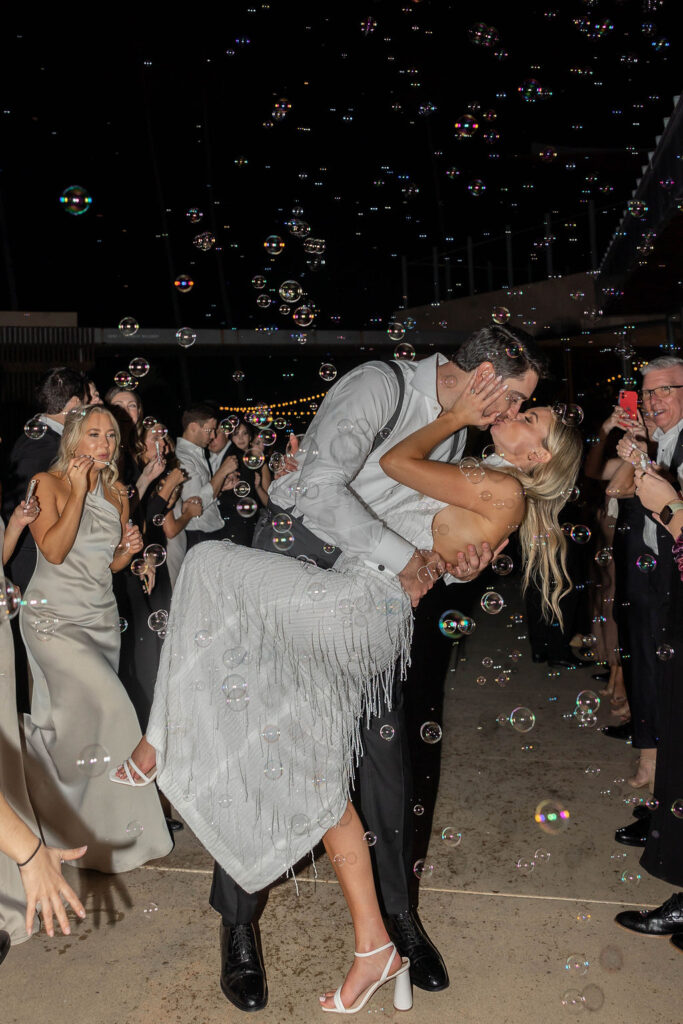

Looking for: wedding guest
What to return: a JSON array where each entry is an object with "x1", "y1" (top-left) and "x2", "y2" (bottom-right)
[
  {"x1": 207, "y1": 429, "x2": 257, "y2": 546},
  {"x1": 21, "y1": 404, "x2": 172, "y2": 872},
  {"x1": 175, "y1": 404, "x2": 238, "y2": 550},
  {"x1": 2, "y1": 367, "x2": 89, "y2": 711},
  {"x1": 223, "y1": 419, "x2": 270, "y2": 507}
]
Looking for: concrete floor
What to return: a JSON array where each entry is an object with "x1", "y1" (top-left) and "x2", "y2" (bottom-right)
[{"x1": 3, "y1": 575, "x2": 680, "y2": 1023}]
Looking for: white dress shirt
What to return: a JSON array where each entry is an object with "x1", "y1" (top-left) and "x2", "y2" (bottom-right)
[
  {"x1": 643, "y1": 419, "x2": 683, "y2": 554},
  {"x1": 269, "y1": 354, "x2": 466, "y2": 577},
  {"x1": 175, "y1": 436, "x2": 224, "y2": 534}
]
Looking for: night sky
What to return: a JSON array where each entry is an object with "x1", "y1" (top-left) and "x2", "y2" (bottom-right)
[{"x1": 0, "y1": 1, "x2": 680, "y2": 336}]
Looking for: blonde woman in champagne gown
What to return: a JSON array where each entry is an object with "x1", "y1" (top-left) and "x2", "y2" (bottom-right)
[{"x1": 21, "y1": 406, "x2": 172, "y2": 873}]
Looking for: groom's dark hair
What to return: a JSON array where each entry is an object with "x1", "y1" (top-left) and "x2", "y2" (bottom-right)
[
  {"x1": 181, "y1": 402, "x2": 218, "y2": 431},
  {"x1": 452, "y1": 325, "x2": 548, "y2": 381}
]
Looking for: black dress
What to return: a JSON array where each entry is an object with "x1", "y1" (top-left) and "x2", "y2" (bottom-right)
[{"x1": 113, "y1": 468, "x2": 172, "y2": 732}]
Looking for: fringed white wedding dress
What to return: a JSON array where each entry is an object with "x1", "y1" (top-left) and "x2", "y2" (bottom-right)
[{"x1": 147, "y1": 499, "x2": 442, "y2": 893}]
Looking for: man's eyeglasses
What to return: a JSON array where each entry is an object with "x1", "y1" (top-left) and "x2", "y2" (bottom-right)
[{"x1": 640, "y1": 385, "x2": 683, "y2": 402}]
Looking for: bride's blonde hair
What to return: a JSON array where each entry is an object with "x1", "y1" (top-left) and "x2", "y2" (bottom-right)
[
  {"x1": 51, "y1": 404, "x2": 122, "y2": 499},
  {"x1": 501, "y1": 411, "x2": 583, "y2": 626}
]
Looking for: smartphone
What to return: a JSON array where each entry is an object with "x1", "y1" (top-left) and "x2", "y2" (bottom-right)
[{"x1": 618, "y1": 389, "x2": 638, "y2": 421}]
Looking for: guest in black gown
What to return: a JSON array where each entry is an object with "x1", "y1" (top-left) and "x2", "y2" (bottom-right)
[{"x1": 222, "y1": 419, "x2": 272, "y2": 509}]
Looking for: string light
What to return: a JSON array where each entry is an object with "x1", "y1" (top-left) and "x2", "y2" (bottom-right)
[{"x1": 219, "y1": 391, "x2": 327, "y2": 413}]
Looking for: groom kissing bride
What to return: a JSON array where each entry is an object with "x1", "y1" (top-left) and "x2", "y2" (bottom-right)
[{"x1": 114, "y1": 323, "x2": 581, "y2": 1014}]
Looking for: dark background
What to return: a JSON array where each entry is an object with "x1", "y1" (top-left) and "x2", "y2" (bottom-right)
[{"x1": 0, "y1": 2, "x2": 679, "y2": 331}]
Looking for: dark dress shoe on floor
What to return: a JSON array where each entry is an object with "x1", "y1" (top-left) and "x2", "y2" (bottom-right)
[
  {"x1": 165, "y1": 817, "x2": 184, "y2": 832},
  {"x1": 671, "y1": 933, "x2": 683, "y2": 951},
  {"x1": 385, "y1": 909, "x2": 449, "y2": 992},
  {"x1": 602, "y1": 721, "x2": 633, "y2": 741},
  {"x1": 616, "y1": 892, "x2": 683, "y2": 935},
  {"x1": 632, "y1": 804, "x2": 651, "y2": 820},
  {"x1": 0, "y1": 930, "x2": 10, "y2": 967},
  {"x1": 219, "y1": 923, "x2": 268, "y2": 1012},
  {"x1": 614, "y1": 815, "x2": 649, "y2": 846}
]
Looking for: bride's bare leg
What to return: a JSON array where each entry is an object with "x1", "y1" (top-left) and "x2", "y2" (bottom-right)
[
  {"x1": 113, "y1": 735, "x2": 156, "y2": 782},
  {"x1": 319, "y1": 801, "x2": 402, "y2": 1010}
]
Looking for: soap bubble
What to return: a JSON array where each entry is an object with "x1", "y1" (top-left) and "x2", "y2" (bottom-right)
[
  {"x1": 412, "y1": 859, "x2": 434, "y2": 880},
  {"x1": 264, "y1": 234, "x2": 284, "y2": 256},
  {"x1": 454, "y1": 113, "x2": 479, "y2": 138},
  {"x1": 636, "y1": 553, "x2": 656, "y2": 573},
  {"x1": 293, "y1": 305, "x2": 315, "y2": 327},
  {"x1": 581, "y1": 984, "x2": 605, "y2": 1012},
  {"x1": 468, "y1": 179, "x2": 486, "y2": 197},
  {"x1": 535, "y1": 798, "x2": 570, "y2": 834},
  {"x1": 492, "y1": 554, "x2": 513, "y2": 575},
  {"x1": 441, "y1": 826, "x2": 462, "y2": 845},
  {"x1": 627, "y1": 199, "x2": 648, "y2": 218},
  {"x1": 126, "y1": 820, "x2": 144, "y2": 838},
  {"x1": 576, "y1": 690, "x2": 600, "y2": 714},
  {"x1": 143, "y1": 902, "x2": 159, "y2": 915},
  {"x1": 319, "y1": 363, "x2": 337, "y2": 382},
  {"x1": 594, "y1": 548, "x2": 613, "y2": 566},
  {"x1": 174, "y1": 274, "x2": 194, "y2": 293},
  {"x1": 127, "y1": 356, "x2": 149, "y2": 379},
  {"x1": 413, "y1": 804, "x2": 424, "y2": 816},
  {"x1": 118, "y1": 316, "x2": 139, "y2": 338},
  {"x1": 560, "y1": 990, "x2": 584, "y2": 1013},
  {"x1": 236, "y1": 497, "x2": 259, "y2": 518},
  {"x1": 362, "y1": 831, "x2": 377, "y2": 846},
  {"x1": 193, "y1": 231, "x2": 216, "y2": 251},
  {"x1": 195, "y1": 629, "x2": 213, "y2": 648},
  {"x1": 562, "y1": 404, "x2": 584, "y2": 426},
  {"x1": 656, "y1": 644, "x2": 674, "y2": 661},
  {"x1": 147, "y1": 609, "x2": 168, "y2": 632},
  {"x1": 252, "y1": 275, "x2": 266, "y2": 290},
  {"x1": 59, "y1": 185, "x2": 92, "y2": 215},
  {"x1": 279, "y1": 280, "x2": 303, "y2": 303},
  {"x1": 379, "y1": 724, "x2": 395, "y2": 741},
  {"x1": 516, "y1": 857, "x2": 535, "y2": 875},
  {"x1": 492, "y1": 306, "x2": 510, "y2": 324},
  {"x1": 394, "y1": 342, "x2": 416, "y2": 361},
  {"x1": 144, "y1": 544, "x2": 166, "y2": 568},
  {"x1": 387, "y1": 321, "x2": 406, "y2": 342},
  {"x1": 114, "y1": 369, "x2": 135, "y2": 389},
  {"x1": 570, "y1": 525, "x2": 591, "y2": 544},
  {"x1": 565, "y1": 954, "x2": 589, "y2": 976},
  {"x1": 509, "y1": 707, "x2": 536, "y2": 733},
  {"x1": 76, "y1": 744, "x2": 111, "y2": 777},
  {"x1": 176, "y1": 327, "x2": 197, "y2": 348},
  {"x1": 186, "y1": 207, "x2": 202, "y2": 223},
  {"x1": 243, "y1": 449, "x2": 264, "y2": 470},
  {"x1": 303, "y1": 238, "x2": 326, "y2": 255},
  {"x1": 534, "y1": 848, "x2": 551, "y2": 863},
  {"x1": 233, "y1": 481, "x2": 250, "y2": 499},
  {"x1": 480, "y1": 592, "x2": 504, "y2": 614},
  {"x1": 420, "y1": 721, "x2": 443, "y2": 744},
  {"x1": 262, "y1": 724, "x2": 280, "y2": 743},
  {"x1": 671, "y1": 799, "x2": 683, "y2": 819},
  {"x1": 518, "y1": 79, "x2": 543, "y2": 102},
  {"x1": 272, "y1": 513, "x2": 293, "y2": 534},
  {"x1": 24, "y1": 417, "x2": 48, "y2": 440},
  {"x1": 599, "y1": 946, "x2": 623, "y2": 972},
  {"x1": 221, "y1": 676, "x2": 249, "y2": 711},
  {"x1": 620, "y1": 869, "x2": 641, "y2": 885}
]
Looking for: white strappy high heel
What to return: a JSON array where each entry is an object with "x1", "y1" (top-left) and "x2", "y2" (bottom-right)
[
  {"x1": 108, "y1": 757, "x2": 158, "y2": 787},
  {"x1": 320, "y1": 940, "x2": 412, "y2": 1014}
]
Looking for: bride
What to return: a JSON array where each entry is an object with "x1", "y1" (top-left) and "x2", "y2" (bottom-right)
[{"x1": 113, "y1": 371, "x2": 582, "y2": 1013}]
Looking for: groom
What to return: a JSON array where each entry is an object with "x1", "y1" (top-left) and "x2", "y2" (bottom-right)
[{"x1": 213, "y1": 324, "x2": 546, "y2": 1011}]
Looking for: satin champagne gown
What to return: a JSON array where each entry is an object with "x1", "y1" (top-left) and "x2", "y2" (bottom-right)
[{"x1": 20, "y1": 479, "x2": 172, "y2": 872}]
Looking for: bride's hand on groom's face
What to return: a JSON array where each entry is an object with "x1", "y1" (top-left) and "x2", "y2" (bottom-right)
[{"x1": 452, "y1": 370, "x2": 509, "y2": 428}]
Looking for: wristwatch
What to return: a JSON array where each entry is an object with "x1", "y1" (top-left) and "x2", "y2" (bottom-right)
[{"x1": 659, "y1": 499, "x2": 683, "y2": 525}]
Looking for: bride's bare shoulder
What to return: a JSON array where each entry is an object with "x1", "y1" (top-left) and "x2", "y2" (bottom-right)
[{"x1": 481, "y1": 469, "x2": 525, "y2": 508}]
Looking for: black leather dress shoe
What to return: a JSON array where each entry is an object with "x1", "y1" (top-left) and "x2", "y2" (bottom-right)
[
  {"x1": 614, "y1": 815, "x2": 649, "y2": 846},
  {"x1": 632, "y1": 804, "x2": 650, "y2": 821},
  {"x1": 385, "y1": 909, "x2": 449, "y2": 992},
  {"x1": 671, "y1": 933, "x2": 683, "y2": 951},
  {"x1": 219, "y1": 923, "x2": 268, "y2": 1012},
  {"x1": 616, "y1": 892, "x2": 683, "y2": 935},
  {"x1": 0, "y1": 930, "x2": 10, "y2": 967},
  {"x1": 165, "y1": 816, "x2": 184, "y2": 833},
  {"x1": 602, "y1": 721, "x2": 633, "y2": 741}
]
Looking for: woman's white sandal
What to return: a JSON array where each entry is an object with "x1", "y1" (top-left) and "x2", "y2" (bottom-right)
[
  {"x1": 320, "y1": 940, "x2": 412, "y2": 1014},
  {"x1": 108, "y1": 757, "x2": 157, "y2": 787}
]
